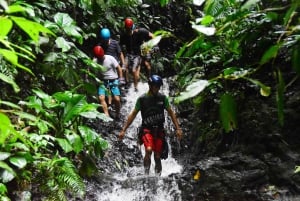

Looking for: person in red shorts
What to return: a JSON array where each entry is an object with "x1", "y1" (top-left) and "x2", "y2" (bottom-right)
[{"x1": 118, "y1": 75, "x2": 182, "y2": 175}]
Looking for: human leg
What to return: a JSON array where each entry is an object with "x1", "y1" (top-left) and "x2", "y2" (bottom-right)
[
  {"x1": 154, "y1": 153, "x2": 162, "y2": 175},
  {"x1": 144, "y1": 147, "x2": 152, "y2": 174},
  {"x1": 153, "y1": 131, "x2": 164, "y2": 175},
  {"x1": 132, "y1": 66, "x2": 140, "y2": 91},
  {"x1": 111, "y1": 81, "x2": 121, "y2": 118},
  {"x1": 132, "y1": 56, "x2": 141, "y2": 91},
  {"x1": 99, "y1": 95, "x2": 109, "y2": 116},
  {"x1": 142, "y1": 132, "x2": 154, "y2": 175},
  {"x1": 98, "y1": 85, "x2": 110, "y2": 116}
]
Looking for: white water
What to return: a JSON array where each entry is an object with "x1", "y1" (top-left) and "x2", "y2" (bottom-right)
[{"x1": 95, "y1": 80, "x2": 183, "y2": 201}]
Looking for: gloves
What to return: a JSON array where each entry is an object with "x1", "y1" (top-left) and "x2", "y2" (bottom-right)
[{"x1": 119, "y1": 77, "x2": 126, "y2": 85}]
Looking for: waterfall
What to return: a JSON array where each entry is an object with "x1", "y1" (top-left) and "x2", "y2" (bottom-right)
[{"x1": 88, "y1": 80, "x2": 183, "y2": 201}]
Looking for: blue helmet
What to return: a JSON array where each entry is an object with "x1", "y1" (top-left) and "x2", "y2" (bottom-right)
[
  {"x1": 100, "y1": 28, "x2": 110, "y2": 40},
  {"x1": 148, "y1": 75, "x2": 163, "y2": 87}
]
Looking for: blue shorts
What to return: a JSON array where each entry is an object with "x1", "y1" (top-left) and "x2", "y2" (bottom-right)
[{"x1": 98, "y1": 79, "x2": 121, "y2": 96}]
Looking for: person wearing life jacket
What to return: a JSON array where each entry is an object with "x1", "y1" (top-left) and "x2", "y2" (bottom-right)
[
  {"x1": 93, "y1": 45, "x2": 124, "y2": 119},
  {"x1": 99, "y1": 28, "x2": 126, "y2": 86},
  {"x1": 120, "y1": 18, "x2": 154, "y2": 91},
  {"x1": 118, "y1": 75, "x2": 183, "y2": 175}
]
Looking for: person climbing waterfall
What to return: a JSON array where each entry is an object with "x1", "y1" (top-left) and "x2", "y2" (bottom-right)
[
  {"x1": 98, "y1": 28, "x2": 126, "y2": 75},
  {"x1": 93, "y1": 45, "x2": 124, "y2": 119},
  {"x1": 120, "y1": 17, "x2": 154, "y2": 91},
  {"x1": 118, "y1": 75, "x2": 183, "y2": 175}
]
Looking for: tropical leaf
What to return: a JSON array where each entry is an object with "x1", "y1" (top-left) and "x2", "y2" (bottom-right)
[
  {"x1": 9, "y1": 157, "x2": 27, "y2": 169},
  {"x1": 295, "y1": 166, "x2": 300, "y2": 174},
  {"x1": 260, "y1": 44, "x2": 280, "y2": 65},
  {"x1": 244, "y1": 77, "x2": 271, "y2": 97},
  {"x1": 175, "y1": 80, "x2": 210, "y2": 103},
  {"x1": 192, "y1": 24, "x2": 216, "y2": 36},
  {"x1": 219, "y1": 93, "x2": 237, "y2": 133},
  {"x1": 10, "y1": 16, "x2": 54, "y2": 42},
  {"x1": 56, "y1": 138, "x2": 73, "y2": 153},
  {"x1": 0, "y1": 17, "x2": 13, "y2": 37}
]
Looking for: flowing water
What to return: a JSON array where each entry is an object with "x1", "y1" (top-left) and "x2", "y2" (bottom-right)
[{"x1": 88, "y1": 80, "x2": 183, "y2": 201}]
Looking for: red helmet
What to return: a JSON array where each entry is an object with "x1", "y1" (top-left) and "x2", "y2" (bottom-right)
[
  {"x1": 93, "y1": 45, "x2": 104, "y2": 59},
  {"x1": 124, "y1": 18, "x2": 134, "y2": 29}
]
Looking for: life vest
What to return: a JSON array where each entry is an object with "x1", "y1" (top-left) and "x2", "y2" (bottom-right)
[{"x1": 139, "y1": 93, "x2": 166, "y2": 128}]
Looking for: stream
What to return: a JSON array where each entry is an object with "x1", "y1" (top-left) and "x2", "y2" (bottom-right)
[
  {"x1": 85, "y1": 80, "x2": 184, "y2": 201},
  {"x1": 82, "y1": 79, "x2": 300, "y2": 201}
]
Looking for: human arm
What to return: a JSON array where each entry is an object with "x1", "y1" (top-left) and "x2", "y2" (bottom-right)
[
  {"x1": 120, "y1": 52, "x2": 126, "y2": 69},
  {"x1": 118, "y1": 109, "x2": 139, "y2": 140},
  {"x1": 167, "y1": 107, "x2": 183, "y2": 140}
]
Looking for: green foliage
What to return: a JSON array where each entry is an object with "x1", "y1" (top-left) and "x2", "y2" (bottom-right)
[
  {"x1": 37, "y1": 156, "x2": 85, "y2": 200},
  {"x1": 0, "y1": 89, "x2": 109, "y2": 199},
  {"x1": 0, "y1": 1, "x2": 54, "y2": 91},
  {"x1": 174, "y1": 0, "x2": 300, "y2": 133},
  {"x1": 295, "y1": 166, "x2": 300, "y2": 174},
  {"x1": 219, "y1": 93, "x2": 237, "y2": 133}
]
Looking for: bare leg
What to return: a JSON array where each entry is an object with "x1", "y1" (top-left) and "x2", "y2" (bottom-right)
[
  {"x1": 144, "y1": 60, "x2": 151, "y2": 77},
  {"x1": 99, "y1": 95, "x2": 109, "y2": 116},
  {"x1": 133, "y1": 66, "x2": 140, "y2": 91},
  {"x1": 154, "y1": 152, "x2": 162, "y2": 175},
  {"x1": 113, "y1": 95, "x2": 121, "y2": 118},
  {"x1": 144, "y1": 147, "x2": 152, "y2": 175}
]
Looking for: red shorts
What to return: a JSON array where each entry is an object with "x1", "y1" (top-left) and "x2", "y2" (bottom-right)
[{"x1": 141, "y1": 128, "x2": 164, "y2": 153}]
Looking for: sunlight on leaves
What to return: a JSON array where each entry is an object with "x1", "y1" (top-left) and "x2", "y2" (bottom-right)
[
  {"x1": 175, "y1": 80, "x2": 209, "y2": 103},
  {"x1": 192, "y1": 24, "x2": 216, "y2": 36},
  {"x1": 0, "y1": 18, "x2": 13, "y2": 37},
  {"x1": 55, "y1": 37, "x2": 73, "y2": 52},
  {"x1": 193, "y1": 0, "x2": 205, "y2": 6},
  {"x1": 241, "y1": 0, "x2": 260, "y2": 10},
  {"x1": 9, "y1": 157, "x2": 27, "y2": 169},
  {"x1": 295, "y1": 166, "x2": 300, "y2": 173},
  {"x1": 0, "y1": 72, "x2": 20, "y2": 93}
]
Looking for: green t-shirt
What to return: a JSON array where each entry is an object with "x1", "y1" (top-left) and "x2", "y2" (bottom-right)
[{"x1": 135, "y1": 92, "x2": 170, "y2": 127}]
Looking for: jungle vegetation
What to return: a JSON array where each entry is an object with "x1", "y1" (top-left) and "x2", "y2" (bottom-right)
[{"x1": 0, "y1": 0, "x2": 299, "y2": 200}]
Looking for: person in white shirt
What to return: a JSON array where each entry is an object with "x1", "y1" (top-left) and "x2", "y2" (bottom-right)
[{"x1": 93, "y1": 45, "x2": 124, "y2": 118}]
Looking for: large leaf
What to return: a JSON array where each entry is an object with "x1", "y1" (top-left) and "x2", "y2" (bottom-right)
[
  {"x1": 0, "y1": 152, "x2": 11, "y2": 161},
  {"x1": 0, "y1": 73, "x2": 20, "y2": 93},
  {"x1": 175, "y1": 80, "x2": 210, "y2": 103},
  {"x1": 56, "y1": 138, "x2": 73, "y2": 153},
  {"x1": 241, "y1": 0, "x2": 260, "y2": 10},
  {"x1": 55, "y1": 37, "x2": 73, "y2": 52},
  {"x1": 9, "y1": 157, "x2": 27, "y2": 169},
  {"x1": 10, "y1": 16, "x2": 54, "y2": 42},
  {"x1": 66, "y1": 133, "x2": 83, "y2": 154},
  {"x1": 192, "y1": 24, "x2": 216, "y2": 36},
  {"x1": 78, "y1": 126, "x2": 99, "y2": 144},
  {"x1": 62, "y1": 95, "x2": 86, "y2": 123},
  {"x1": 0, "y1": 48, "x2": 33, "y2": 75},
  {"x1": 260, "y1": 44, "x2": 280, "y2": 65},
  {"x1": 0, "y1": 17, "x2": 13, "y2": 37},
  {"x1": 0, "y1": 113, "x2": 12, "y2": 144},
  {"x1": 0, "y1": 161, "x2": 16, "y2": 183},
  {"x1": 53, "y1": 13, "x2": 83, "y2": 44},
  {"x1": 5, "y1": 4, "x2": 26, "y2": 13},
  {"x1": 219, "y1": 93, "x2": 237, "y2": 133}
]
